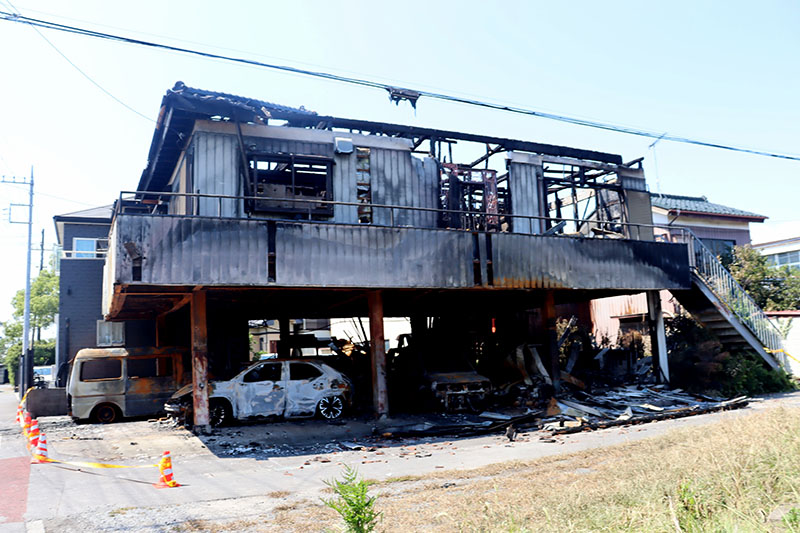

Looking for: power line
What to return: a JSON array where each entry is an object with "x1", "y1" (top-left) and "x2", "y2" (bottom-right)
[
  {"x1": 1, "y1": 10, "x2": 799, "y2": 162},
  {"x1": 2, "y1": 2, "x2": 154, "y2": 123}
]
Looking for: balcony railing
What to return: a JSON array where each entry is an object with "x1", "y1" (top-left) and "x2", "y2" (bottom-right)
[{"x1": 114, "y1": 191, "x2": 659, "y2": 241}]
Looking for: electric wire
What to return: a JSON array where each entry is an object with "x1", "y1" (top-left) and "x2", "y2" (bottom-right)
[
  {"x1": 0, "y1": 10, "x2": 799, "y2": 162},
  {"x1": 1, "y1": 3, "x2": 154, "y2": 123}
]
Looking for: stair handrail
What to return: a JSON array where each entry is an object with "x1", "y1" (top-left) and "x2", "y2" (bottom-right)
[{"x1": 678, "y1": 228, "x2": 784, "y2": 354}]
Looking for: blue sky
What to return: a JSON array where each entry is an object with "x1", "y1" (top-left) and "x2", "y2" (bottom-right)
[{"x1": 0, "y1": 0, "x2": 798, "y2": 321}]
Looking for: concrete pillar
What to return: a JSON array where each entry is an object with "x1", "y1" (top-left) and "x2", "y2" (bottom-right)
[
  {"x1": 368, "y1": 291, "x2": 389, "y2": 416},
  {"x1": 647, "y1": 290, "x2": 670, "y2": 383},
  {"x1": 190, "y1": 290, "x2": 211, "y2": 433},
  {"x1": 543, "y1": 291, "x2": 560, "y2": 393}
]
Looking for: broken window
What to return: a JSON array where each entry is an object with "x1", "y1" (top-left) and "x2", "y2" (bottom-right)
[
  {"x1": 542, "y1": 162, "x2": 627, "y2": 237},
  {"x1": 246, "y1": 153, "x2": 333, "y2": 219},
  {"x1": 243, "y1": 363, "x2": 282, "y2": 383},
  {"x1": 289, "y1": 362, "x2": 322, "y2": 381},
  {"x1": 439, "y1": 164, "x2": 510, "y2": 231},
  {"x1": 80, "y1": 359, "x2": 121, "y2": 381},
  {"x1": 356, "y1": 147, "x2": 372, "y2": 224}
]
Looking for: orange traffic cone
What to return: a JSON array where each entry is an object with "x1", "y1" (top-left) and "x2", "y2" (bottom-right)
[
  {"x1": 28, "y1": 419, "x2": 40, "y2": 450},
  {"x1": 31, "y1": 431, "x2": 50, "y2": 464},
  {"x1": 15, "y1": 404, "x2": 22, "y2": 424},
  {"x1": 153, "y1": 451, "x2": 180, "y2": 489},
  {"x1": 22, "y1": 411, "x2": 32, "y2": 437}
]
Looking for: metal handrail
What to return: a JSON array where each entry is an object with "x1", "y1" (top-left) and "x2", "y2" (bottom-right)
[
  {"x1": 677, "y1": 228, "x2": 784, "y2": 353},
  {"x1": 114, "y1": 190, "x2": 662, "y2": 241}
]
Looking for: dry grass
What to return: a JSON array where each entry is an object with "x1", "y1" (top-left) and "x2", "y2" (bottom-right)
[{"x1": 269, "y1": 408, "x2": 800, "y2": 532}]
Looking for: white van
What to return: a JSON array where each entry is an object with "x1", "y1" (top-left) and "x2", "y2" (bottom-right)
[{"x1": 67, "y1": 347, "x2": 188, "y2": 423}]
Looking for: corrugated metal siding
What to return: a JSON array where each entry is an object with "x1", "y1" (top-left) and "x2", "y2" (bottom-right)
[
  {"x1": 590, "y1": 290, "x2": 676, "y2": 345},
  {"x1": 508, "y1": 162, "x2": 543, "y2": 234},
  {"x1": 491, "y1": 235, "x2": 690, "y2": 290},
  {"x1": 370, "y1": 150, "x2": 438, "y2": 228},
  {"x1": 110, "y1": 215, "x2": 690, "y2": 291},
  {"x1": 626, "y1": 190, "x2": 655, "y2": 241},
  {"x1": 333, "y1": 151, "x2": 358, "y2": 223},
  {"x1": 275, "y1": 223, "x2": 472, "y2": 287},
  {"x1": 114, "y1": 215, "x2": 270, "y2": 285},
  {"x1": 194, "y1": 133, "x2": 242, "y2": 217}
]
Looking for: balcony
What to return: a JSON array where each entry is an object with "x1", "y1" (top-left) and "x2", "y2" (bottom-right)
[{"x1": 103, "y1": 192, "x2": 691, "y2": 317}]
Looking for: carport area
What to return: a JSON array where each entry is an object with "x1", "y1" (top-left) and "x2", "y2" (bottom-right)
[{"x1": 108, "y1": 284, "x2": 674, "y2": 431}]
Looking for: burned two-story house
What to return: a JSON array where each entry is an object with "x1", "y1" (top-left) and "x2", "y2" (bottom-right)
[{"x1": 100, "y1": 82, "x2": 782, "y2": 430}]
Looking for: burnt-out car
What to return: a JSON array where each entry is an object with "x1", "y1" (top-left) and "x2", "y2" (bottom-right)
[
  {"x1": 388, "y1": 334, "x2": 492, "y2": 412},
  {"x1": 165, "y1": 359, "x2": 352, "y2": 426}
]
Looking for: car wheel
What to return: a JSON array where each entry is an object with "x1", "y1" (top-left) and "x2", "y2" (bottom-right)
[
  {"x1": 209, "y1": 399, "x2": 232, "y2": 427},
  {"x1": 92, "y1": 403, "x2": 120, "y2": 424},
  {"x1": 317, "y1": 396, "x2": 344, "y2": 420}
]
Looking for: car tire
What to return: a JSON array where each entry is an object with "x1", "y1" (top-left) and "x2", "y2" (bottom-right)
[
  {"x1": 209, "y1": 399, "x2": 232, "y2": 427},
  {"x1": 92, "y1": 403, "x2": 120, "y2": 424},
  {"x1": 317, "y1": 396, "x2": 344, "y2": 420}
]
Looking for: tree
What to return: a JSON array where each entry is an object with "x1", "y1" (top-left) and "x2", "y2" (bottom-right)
[
  {"x1": 1, "y1": 264, "x2": 59, "y2": 384},
  {"x1": 725, "y1": 245, "x2": 800, "y2": 311}
]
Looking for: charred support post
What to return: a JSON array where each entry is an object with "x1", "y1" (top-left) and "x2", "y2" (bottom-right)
[
  {"x1": 544, "y1": 291, "x2": 561, "y2": 393},
  {"x1": 647, "y1": 291, "x2": 670, "y2": 383},
  {"x1": 368, "y1": 291, "x2": 389, "y2": 417},
  {"x1": 191, "y1": 290, "x2": 211, "y2": 433}
]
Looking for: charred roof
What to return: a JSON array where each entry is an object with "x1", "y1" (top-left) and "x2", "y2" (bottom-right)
[{"x1": 138, "y1": 82, "x2": 624, "y2": 192}]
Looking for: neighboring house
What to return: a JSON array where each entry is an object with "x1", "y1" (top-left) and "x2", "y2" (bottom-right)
[
  {"x1": 53, "y1": 205, "x2": 156, "y2": 383},
  {"x1": 94, "y1": 82, "x2": 778, "y2": 425},
  {"x1": 651, "y1": 193, "x2": 766, "y2": 256},
  {"x1": 752, "y1": 235, "x2": 800, "y2": 270},
  {"x1": 592, "y1": 193, "x2": 769, "y2": 353}
]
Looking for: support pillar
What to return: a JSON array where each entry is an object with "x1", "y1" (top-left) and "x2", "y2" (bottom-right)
[
  {"x1": 647, "y1": 290, "x2": 670, "y2": 383},
  {"x1": 190, "y1": 290, "x2": 210, "y2": 433},
  {"x1": 543, "y1": 291, "x2": 560, "y2": 393},
  {"x1": 368, "y1": 291, "x2": 389, "y2": 417}
]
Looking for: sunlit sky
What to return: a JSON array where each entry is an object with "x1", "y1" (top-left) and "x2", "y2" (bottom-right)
[{"x1": 0, "y1": 0, "x2": 798, "y2": 322}]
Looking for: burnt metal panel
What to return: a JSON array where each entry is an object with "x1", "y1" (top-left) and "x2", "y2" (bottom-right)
[
  {"x1": 275, "y1": 223, "x2": 473, "y2": 288},
  {"x1": 108, "y1": 215, "x2": 689, "y2": 292},
  {"x1": 370, "y1": 149, "x2": 438, "y2": 228},
  {"x1": 193, "y1": 132, "x2": 242, "y2": 217},
  {"x1": 508, "y1": 161, "x2": 543, "y2": 234},
  {"x1": 491, "y1": 235, "x2": 690, "y2": 290}
]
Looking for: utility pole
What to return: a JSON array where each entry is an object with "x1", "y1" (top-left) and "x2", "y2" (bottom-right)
[{"x1": 2, "y1": 168, "x2": 34, "y2": 398}]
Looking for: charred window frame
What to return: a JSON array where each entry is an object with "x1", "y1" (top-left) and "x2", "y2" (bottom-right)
[
  {"x1": 245, "y1": 153, "x2": 333, "y2": 219},
  {"x1": 438, "y1": 164, "x2": 510, "y2": 232},
  {"x1": 542, "y1": 163, "x2": 628, "y2": 238},
  {"x1": 355, "y1": 147, "x2": 372, "y2": 224}
]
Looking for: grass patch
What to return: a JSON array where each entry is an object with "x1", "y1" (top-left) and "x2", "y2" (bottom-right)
[
  {"x1": 267, "y1": 490, "x2": 290, "y2": 499},
  {"x1": 273, "y1": 407, "x2": 800, "y2": 532}
]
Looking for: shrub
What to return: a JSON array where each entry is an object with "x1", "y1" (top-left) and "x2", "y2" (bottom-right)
[{"x1": 321, "y1": 466, "x2": 381, "y2": 533}]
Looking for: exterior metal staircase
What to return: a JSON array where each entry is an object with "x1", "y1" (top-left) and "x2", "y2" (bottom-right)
[{"x1": 671, "y1": 230, "x2": 784, "y2": 370}]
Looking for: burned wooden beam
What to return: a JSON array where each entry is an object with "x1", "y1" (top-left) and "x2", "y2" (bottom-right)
[
  {"x1": 190, "y1": 289, "x2": 210, "y2": 433},
  {"x1": 368, "y1": 290, "x2": 389, "y2": 417}
]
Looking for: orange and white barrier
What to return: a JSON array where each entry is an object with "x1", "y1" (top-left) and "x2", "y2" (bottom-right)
[
  {"x1": 31, "y1": 431, "x2": 50, "y2": 464},
  {"x1": 153, "y1": 451, "x2": 180, "y2": 489},
  {"x1": 22, "y1": 412, "x2": 32, "y2": 437},
  {"x1": 28, "y1": 419, "x2": 40, "y2": 450}
]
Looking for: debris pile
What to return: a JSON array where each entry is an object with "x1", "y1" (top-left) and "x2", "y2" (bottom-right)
[{"x1": 538, "y1": 385, "x2": 748, "y2": 435}]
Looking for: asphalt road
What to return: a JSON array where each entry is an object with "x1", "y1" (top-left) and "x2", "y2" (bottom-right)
[{"x1": 2, "y1": 384, "x2": 799, "y2": 532}]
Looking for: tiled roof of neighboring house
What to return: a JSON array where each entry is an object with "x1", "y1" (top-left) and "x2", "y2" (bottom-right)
[
  {"x1": 651, "y1": 193, "x2": 766, "y2": 220},
  {"x1": 53, "y1": 204, "x2": 113, "y2": 222}
]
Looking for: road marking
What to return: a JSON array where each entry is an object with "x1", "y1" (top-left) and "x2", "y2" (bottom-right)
[{"x1": 26, "y1": 520, "x2": 45, "y2": 533}]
